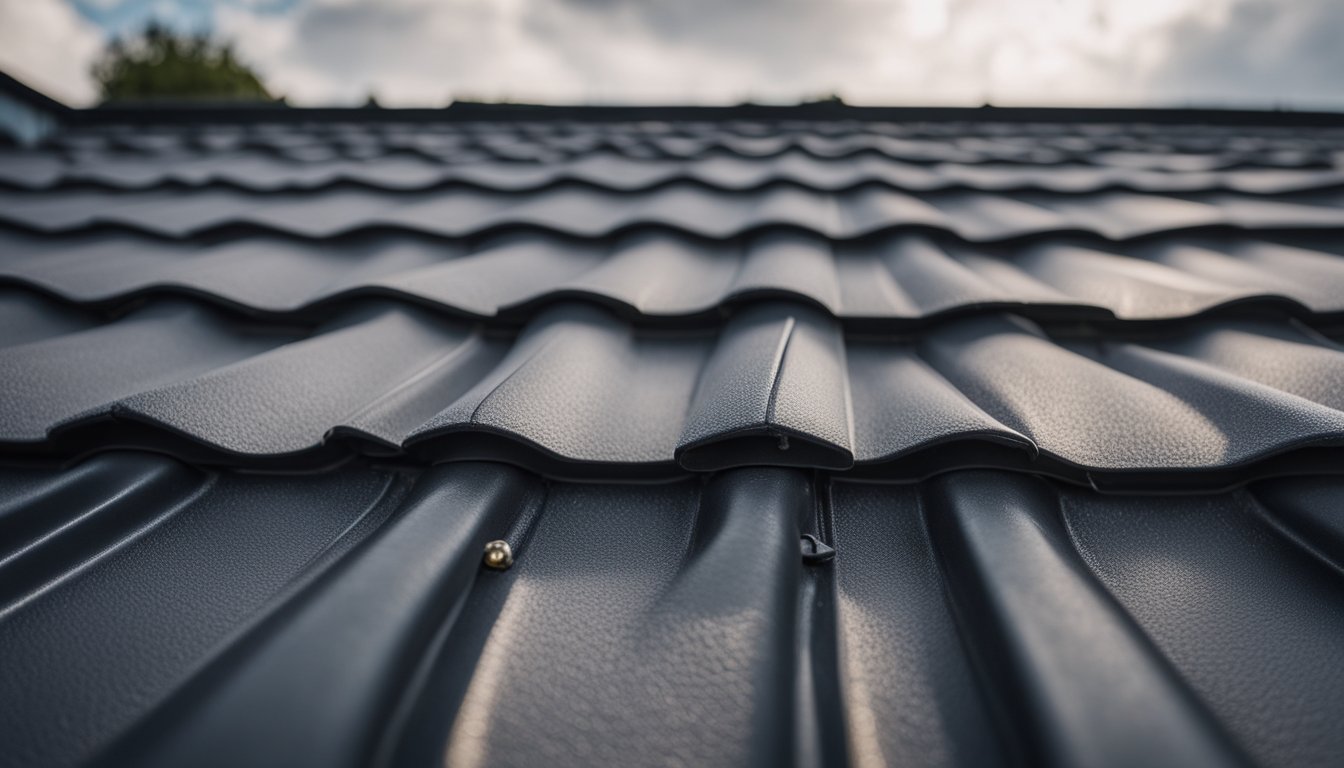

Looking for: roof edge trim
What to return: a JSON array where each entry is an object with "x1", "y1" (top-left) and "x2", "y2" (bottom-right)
[
  {"x1": 0, "y1": 72, "x2": 71, "y2": 146},
  {"x1": 79, "y1": 102, "x2": 1344, "y2": 127},
  {"x1": 3, "y1": 66, "x2": 1342, "y2": 127}
]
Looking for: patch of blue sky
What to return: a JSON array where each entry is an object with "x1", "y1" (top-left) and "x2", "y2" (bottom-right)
[{"x1": 70, "y1": 0, "x2": 298, "y2": 38}]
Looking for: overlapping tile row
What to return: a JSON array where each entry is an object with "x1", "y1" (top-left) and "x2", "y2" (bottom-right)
[
  {"x1": 5, "y1": 228, "x2": 1344, "y2": 324},
  {"x1": 4, "y1": 454, "x2": 1342, "y2": 768},
  {"x1": 0, "y1": 453, "x2": 412, "y2": 768},
  {"x1": 1, "y1": 183, "x2": 1341, "y2": 242},
  {"x1": 35, "y1": 119, "x2": 1344, "y2": 169},
  {"x1": 6, "y1": 147, "x2": 1344, "y2": 194},
  {"x1": 5, "y1": 120, "x2": 1343, "y2": 335},
  {"x1": 4, "y1": 292, "x2": 1344, "y2": 485}
]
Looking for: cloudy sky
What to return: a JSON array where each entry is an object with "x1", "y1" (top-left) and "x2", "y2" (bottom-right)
[{"x1": 1, "y1": 0, "x2": 1341, "y2": 109}]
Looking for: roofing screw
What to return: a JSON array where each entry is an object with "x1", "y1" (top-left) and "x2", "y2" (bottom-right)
[{"x1": 483, "y1": 540, "x2": 514, "y2": 570}]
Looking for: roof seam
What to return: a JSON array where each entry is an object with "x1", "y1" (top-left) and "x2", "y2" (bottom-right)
[{"x1": 763, "y1": 315, "x2": 797, "y2": 427}]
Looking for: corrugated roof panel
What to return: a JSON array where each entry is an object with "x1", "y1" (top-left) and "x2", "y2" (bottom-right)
[
  {"x1": 5, "y1": 229, "x2": 1344, "y2": 323},
  {"x1": 5, "y1": 113, "x2": 1344, "y2": 768},
  {"x1": 4, "y1": 295, "x2": 1344, "y2": 483},
  {"x1": 3, "y1": 456, "x2": 1342, "y2": 768},
  {"x1": 0, "y1": 453, "x2": 409, "y2": 768},
  {"x1": 33, "y1": 120, "x2": 1344, "y2": 167},
  {"x1": 0, "y1": 302, "x2": 291, "y2": 442},
  {"x1": 6, "y1": 146, "x2": 1344, "y2": 194},
  {"x1": 4, "y1": 184, "x2": 1340, "y2": 241}
]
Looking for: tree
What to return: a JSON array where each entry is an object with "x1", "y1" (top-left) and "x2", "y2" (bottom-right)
[{"x1": 92, "y1": 23, "x2": 272, "y2": 103}]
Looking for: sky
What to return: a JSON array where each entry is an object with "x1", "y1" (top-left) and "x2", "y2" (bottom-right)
[{"x1": 0, "y1": 0, "x2": 1341, "y2": 109}]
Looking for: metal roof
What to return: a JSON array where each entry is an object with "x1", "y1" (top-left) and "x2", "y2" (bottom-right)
[
  {"x1": 2, "y1": 94, "x2": 1344, "y2": 768},
  {"x1": 5, "y1": 456, "x2": 1344, "y2": 768}
]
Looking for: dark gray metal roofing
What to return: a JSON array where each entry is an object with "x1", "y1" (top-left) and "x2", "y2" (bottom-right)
[
  {"x1": 3, "y1": 110, "x2": 1344, "y2": 768},
  {"x1": 4, "y1": 298, "x2": 1344, "y2": 486},
  {"x1": 2, "y1": 184, "x2": 1342, "y2": 241},
  {"x1": 3, "y1": 454, "x2": 1344, "y2": 768},
  {"x1": 7, "y1": 230, "x2": 1344, "y2": 323}
]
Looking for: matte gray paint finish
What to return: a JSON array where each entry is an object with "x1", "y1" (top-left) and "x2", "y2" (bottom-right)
[
  {"x1": 28, "y1": 119, "x2": 1344, "y2": 170},
  {"x1": 2, "y1": 184, "x2": 1340, "y2": 242},
  {"x1": 4, "y1": 456, "x2": 1342, "y2": 768},
  {"x1": 5, "y1": 232, "x2": 1344, "y2": 326},
  {"x1": 6, "y1": 147, "x2": 1344, "y2": 194},
  {"x1": 4, "y1": 299, "x2": 1344, "y2": 480},
  {"x1": 0, "y1": 454, "x2": 407, "y2": 768},
  {"x1": 4, "y1": 113, "x2": 1344, "y2": 768}
]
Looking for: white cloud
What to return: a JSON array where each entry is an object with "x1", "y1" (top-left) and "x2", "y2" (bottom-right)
[
  {"x1": 1, "y1": 0, "x2": 1340, "y2": 109},
  {"x1": 219, "y1": 0, "x2": 1297, "y2": 107},
  {"x1": 0, "y1": 0, "x2": 104, "y2": 105}
]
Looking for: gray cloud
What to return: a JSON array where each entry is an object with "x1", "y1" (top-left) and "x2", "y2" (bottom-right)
[
  {"x1": 218, "y1": 0, "x2": 924, "y2": 105},
  {"x1": 1145, "y1": 0, "x2": 1344, "y2": 108},
  {"x1": 6, "y1": 0, "x2": 1343, "y2": 109}
]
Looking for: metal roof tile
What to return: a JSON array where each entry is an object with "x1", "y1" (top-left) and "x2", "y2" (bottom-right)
[
  {"x1": 2, "y1": 455, "x2": 1342, "y2": 768},
  {"x1": 5, "y1": 112, "x2": 1344, "y2": 767}
]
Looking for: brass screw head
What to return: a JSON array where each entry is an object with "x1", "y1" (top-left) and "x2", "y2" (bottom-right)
[{"x1": 483, "y1": 540, "x2": 513, "y2": 570}]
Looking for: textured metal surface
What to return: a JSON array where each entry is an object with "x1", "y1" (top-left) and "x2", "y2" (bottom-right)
[
  {"x1": 7, "y1": 146, "x2": 1344, "y2": 193},
  {"x1": 6, "y1": 229, "x2": 1344, "y2": 324},
  {"x1": 5, "y1": 298, "x2": 1344, "y2": 484},
  {"x1": 1, "y1": 455, "x2": 1342, "y2": 768},
  {"x1": 20, "y1": 119, "x2": 1344, "y2": 167},
  {"x1": 4, "y1": 114, "x2": 1344, "y2": 767},
  {"x1": 3, "y1": 122, "x2": 1343, "y2": 330},
  {"x1": 3, "y1": 184, "x2": 1341, "y2": 242}
]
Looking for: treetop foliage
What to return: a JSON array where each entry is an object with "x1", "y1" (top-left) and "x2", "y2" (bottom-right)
[{"x1": 93, "y1": 23, "x2": 272, "y2": 103}]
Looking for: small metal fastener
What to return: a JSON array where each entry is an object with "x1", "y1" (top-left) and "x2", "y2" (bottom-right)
[
  {"x1": 483, "y1": 540, "x2": 513, "y2": 570},
  {"x1": 800, "y1": 534, "x2": 836, "y2": 565}
]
